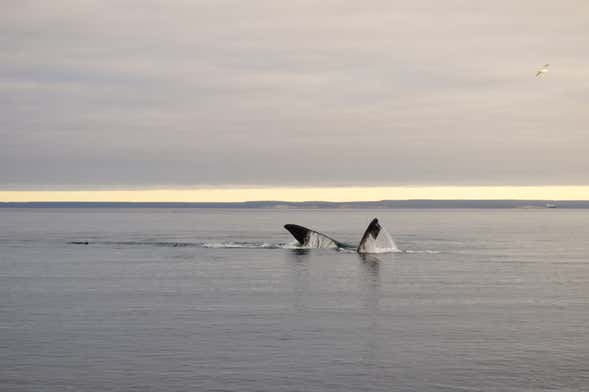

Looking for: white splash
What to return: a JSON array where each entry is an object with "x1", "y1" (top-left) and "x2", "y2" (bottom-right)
[
  {"x1": 357, "y1": 227, "x2": 400, "y2": 254},
  {"x1": 302, "y1": 231, "x2": 338, "y2": 249}
]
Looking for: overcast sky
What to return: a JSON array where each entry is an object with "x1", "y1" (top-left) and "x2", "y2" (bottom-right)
[{"x1": 2, "y1": 0, "x2": 588, "y2": 190}]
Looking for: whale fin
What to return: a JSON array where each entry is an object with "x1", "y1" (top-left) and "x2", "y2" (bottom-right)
[
  {"x1": 357, "y1": 218, "x2": 383, "y2": 253},
  {"x1": 284, "y1": 224, "x2": 352, "y2": 249}
]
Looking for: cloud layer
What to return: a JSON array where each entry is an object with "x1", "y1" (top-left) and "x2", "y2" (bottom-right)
[{"x1": 2, "y1": 0, "x2": 588, "y2": 189}]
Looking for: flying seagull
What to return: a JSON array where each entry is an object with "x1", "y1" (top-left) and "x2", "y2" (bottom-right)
[{"x1": 536, "y1": 63, "x2": 549, "y2": 77}]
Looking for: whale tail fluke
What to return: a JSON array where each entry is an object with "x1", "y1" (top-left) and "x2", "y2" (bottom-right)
[
  {"x1": 284, "y1": 218, "x2": 398, "y2": 253},
  {"x1": 357, "y1": 218, "x2": 399, "y2": 254},
  {"x1": 357, "y1": 218, "x2": 381, "y2": 253},
  {"x1": 283, "y1": 224, "x2": 310, "y2": 245},
  {"x1": 283, "y1": 224, "x2": 352, "y2": 249}
]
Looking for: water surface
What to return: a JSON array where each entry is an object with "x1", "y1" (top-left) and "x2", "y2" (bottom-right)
[{"x1": 1, "y1": 208, "x2": 588, "y2": 391}]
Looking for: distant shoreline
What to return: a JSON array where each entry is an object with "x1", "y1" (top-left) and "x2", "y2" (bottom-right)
[{"x1": 1, "y1": 200, "x2": 589, "y2": 208}]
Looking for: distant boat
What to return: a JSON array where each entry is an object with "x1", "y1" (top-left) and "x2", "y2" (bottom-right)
[{"x1": 545, "y1": 203, "x2": 557, "y2": 208}]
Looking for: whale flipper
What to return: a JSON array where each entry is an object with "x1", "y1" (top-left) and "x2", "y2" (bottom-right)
[{"x1": 284, "y1": 224, "x2": 353, "y2": 249}]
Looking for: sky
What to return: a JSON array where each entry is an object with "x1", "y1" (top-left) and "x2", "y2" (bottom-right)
[{"x1": 1, "y1": 1, "x2": 588, "y2": 201}]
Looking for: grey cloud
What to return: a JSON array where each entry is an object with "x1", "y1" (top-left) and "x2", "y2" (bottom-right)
[{"x1": 1, "y1": 0, "x2": 588, "y2": 189}]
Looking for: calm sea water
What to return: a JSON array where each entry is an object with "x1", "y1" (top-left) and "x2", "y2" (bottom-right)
[{"x1": 1, "y1": 208, "x2": 588, "y2": 391}]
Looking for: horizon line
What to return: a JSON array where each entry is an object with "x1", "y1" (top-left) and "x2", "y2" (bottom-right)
[
  {"x1": 1, "y1": 200, "x2": 587, "y2": 205},
  {"x1": 2, "y1": 185, "x2": 589, "y2": 202}
]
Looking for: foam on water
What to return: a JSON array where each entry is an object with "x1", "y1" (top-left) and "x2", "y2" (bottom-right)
[
  {"x1": 68, "y1": 240, "x2": 301, "y2": 250},
  {"x1": 67, "y1": 239, "x2": 439, "y2": 253},
  {"x1": 202, "y1": 241, "x2": 278, "y2": 249},
  {"x1": 69, "y1": 240, "x2": 197, "y2": 247}
]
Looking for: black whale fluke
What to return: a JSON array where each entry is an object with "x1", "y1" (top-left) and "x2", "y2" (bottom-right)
[
  {"x1": 283, "y1": 224, "x2": 310, "y2": 245},
  {"x1": 357, "y1": 218, "x2": 381, "y2": 252},
  {"x1": 283, "y1": 224, "x2": 353, "y2": 249},
  {"x1": 366, "y1": 218, "x2": 381, "y2": 239},
  {"x1": 283, "y1": 219, "x2": 388, "y2": 252}
]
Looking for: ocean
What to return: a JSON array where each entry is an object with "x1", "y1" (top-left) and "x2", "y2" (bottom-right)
[{"x1": 1, "y1": 208, "x2": 588, "y2": 391}]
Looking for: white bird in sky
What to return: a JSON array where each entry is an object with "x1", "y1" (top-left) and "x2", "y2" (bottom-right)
[{"x1": 536, "y1": 63, "x2": 550, "y2": 77}]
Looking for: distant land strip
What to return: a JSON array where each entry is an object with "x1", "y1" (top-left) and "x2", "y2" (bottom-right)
[{"x1": 1, "y1": 200, "x2": 589, "y2": 208}]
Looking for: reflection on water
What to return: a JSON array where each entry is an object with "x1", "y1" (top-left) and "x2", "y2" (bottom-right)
[
  {"x1": 286, "y1": 249, "x2": 311, "y2": 312},
  {"x1": 358, "y1": 253, "x2": 385, "y2": 266},
  {"x1": 357, "y1": 253, "x2": 382, "y2": 364},
  {"x1": 288, "y1": 248, "x2": 313, "y2": 258}
]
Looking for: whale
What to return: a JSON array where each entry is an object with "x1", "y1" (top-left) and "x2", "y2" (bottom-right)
[
  {"x1": 284, "y1": 218, "x2": 398, "y2": 253},
  {"x1": 283, "y1": 223, "x2": 355, "y2": 249}
]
